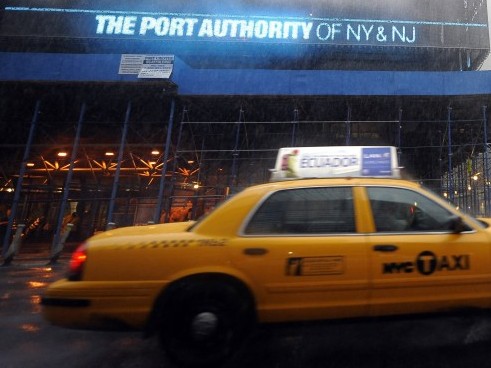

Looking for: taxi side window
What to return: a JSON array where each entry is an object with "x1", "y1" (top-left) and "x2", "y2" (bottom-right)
[
  {"x1": 244, "y1": 187, "x2": 355, "y2": 235},
  {"x1": 367, "y1": 187, "x2": 455, "y2": 232}
]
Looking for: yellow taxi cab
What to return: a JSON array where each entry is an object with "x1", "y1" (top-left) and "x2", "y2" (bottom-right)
[{"x1": 41, "y1": 146, "x2": 491, "y2": 367}]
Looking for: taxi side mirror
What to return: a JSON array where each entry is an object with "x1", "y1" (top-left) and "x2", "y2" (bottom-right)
[{"x1": 447, "y1": 216, "x2": 469, "y2": 234}]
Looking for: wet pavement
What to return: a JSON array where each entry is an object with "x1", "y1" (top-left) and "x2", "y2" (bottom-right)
[
  {"x1": 2, "y1": 244, "x2": 491, "y2": 368},
  {"x1": 1, "y1": 242, "x2": 167, "y2": 368}
]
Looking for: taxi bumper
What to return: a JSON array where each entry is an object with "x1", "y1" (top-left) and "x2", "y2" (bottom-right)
[{"x1": 41, "y1": 278, "x2": 167, "y2": 330}]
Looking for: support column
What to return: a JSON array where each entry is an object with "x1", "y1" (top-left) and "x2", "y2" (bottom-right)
[
  {"x1": 154, "y1": 98, "x2": 176, "y2": 224},
  {"x1": 345, "y1": 105, "x2": 352, "y2": 146},
  {"x1": 291, "y1": 107, "x2": 299, "y2": 147},
  {"x1": 50, "y1": 102, "x2": 85, "y2": 263},
  {"x1": 483, "y1": 105, "x2": 489, "y2": 216},
  {"x1": 447, "y1": 107, "x2": 454, "y2": 203},
  {"x1": 162, "y1": 107, "x2": 186, "y2": 223},
  {"x1": 2, "y1": 100, "x2": 40, "y2": 258},
  {"x1": 229, "y1": 108, "x2": 244, "y2": 190},
  {"x1": 191, "y1": 139, "x2": 206, "y2": 220},
  {"x1": 457, "y1": 163, "x2": 464, "y2": 210},
  {"x1": 397, "y1": 108, "x2": 403, "y2": 165},
  {"x1": 106, "y1": 101, "x2": 131, "y2": 229}
]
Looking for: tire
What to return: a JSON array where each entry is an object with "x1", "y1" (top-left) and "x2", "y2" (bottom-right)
[{"x1": 157, "y1": 277, "x2": 255, "y2": 368}]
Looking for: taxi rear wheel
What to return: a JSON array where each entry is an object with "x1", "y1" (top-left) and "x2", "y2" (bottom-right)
[{"x1": 157, "y1": 278, "x2": 255, "y2": 367}]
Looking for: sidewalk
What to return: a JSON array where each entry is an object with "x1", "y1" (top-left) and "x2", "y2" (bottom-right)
[{"x1": 2, "y1": 241, "x2": 78, "y2": 266}]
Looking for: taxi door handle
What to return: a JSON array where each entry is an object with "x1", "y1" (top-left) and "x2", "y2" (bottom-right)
[
  {"x1": 373, "y1": 245, "x2": 398, "y2": 252},
  {"x1": 243, "y1": 248, "x2": 268, "y2": 256}
]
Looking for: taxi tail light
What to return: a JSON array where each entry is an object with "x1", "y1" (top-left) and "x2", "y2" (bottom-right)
[{"x1": 67, "y1": 243, "x2": 87, "y2": 281}]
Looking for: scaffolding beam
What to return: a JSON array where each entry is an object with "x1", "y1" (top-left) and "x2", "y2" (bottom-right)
[
  {"x1": 107, "y1": 101, "x2": 132, "y2": 229},
  {"x1": 50, "y1": 102, "x2": 86, "y2": 263},
  {"x1": 2, "y1": 101, "x2": 40, "y2": 258}
]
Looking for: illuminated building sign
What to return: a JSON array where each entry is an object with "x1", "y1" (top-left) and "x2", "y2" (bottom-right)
[
  {"x1": 0, "y1": 1, "x2": 488, "y2": 71},
  {"x1": 92, "y1": 13, "x2": 421, "y2": 46},
  {"x1": 2, "y1": 6, "x2": 488, "y2": 48}
]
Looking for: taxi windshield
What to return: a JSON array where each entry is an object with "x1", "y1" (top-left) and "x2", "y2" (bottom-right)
[{"x1": 424, "y1": 185, "x2": 486, "y2": 229}]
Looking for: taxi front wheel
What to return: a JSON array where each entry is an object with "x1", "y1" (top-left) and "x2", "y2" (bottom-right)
[{"x1": 157, "y1": 278, "x2": 255, "y2": 368}]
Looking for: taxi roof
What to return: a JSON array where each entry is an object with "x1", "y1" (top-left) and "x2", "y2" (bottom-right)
[{"x1": 252, "y1": 177, "x2": 420, "y2": 191}]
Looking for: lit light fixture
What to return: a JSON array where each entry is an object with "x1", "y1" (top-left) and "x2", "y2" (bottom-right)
[
  {"x1": 187, "y1": 160, "x2": 195, "y2": 164},
  {"x1": 473, "y1": 175, "x2": 479, "y2": 181},
  {"x1": 443, "y1": 192, "x2": 448, "y2": 198},
  {"x1": 57, "y1": 151, "x2": 67, "y2": 157},
  {"x1": 193, "y1": 184, "x2": 199, "y2": 189},
  {"x1": 151, "y1": 150, "x2": 160, "y2": 155},
  {"x1": 105, "y1": 152, "x2": 114, "y2": 157},
  {"x1": 26, "y1": 162, "x2": 35, "y2": 167},
  {"x1": 149, "y1": 161, "x2": 156, "y2": 165}
]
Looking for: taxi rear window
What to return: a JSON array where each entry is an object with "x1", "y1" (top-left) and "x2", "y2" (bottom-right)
[{"x1": 244, "y1": 187, "x2": 355, "y2": 235}]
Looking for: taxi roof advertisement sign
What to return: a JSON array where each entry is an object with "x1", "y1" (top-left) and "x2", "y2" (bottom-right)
[{"x1": 270, "y1": 146, "x2": 400, "y2": 181}]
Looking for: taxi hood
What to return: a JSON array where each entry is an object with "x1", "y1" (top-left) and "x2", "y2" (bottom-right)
[{"x1": 477, "y1": 217, "x2": 491, "y2": 228}]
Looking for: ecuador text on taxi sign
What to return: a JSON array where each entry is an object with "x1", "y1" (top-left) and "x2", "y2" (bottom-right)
[{"x1": 270, "y1": 146, "x2": 400, "y2": 181}]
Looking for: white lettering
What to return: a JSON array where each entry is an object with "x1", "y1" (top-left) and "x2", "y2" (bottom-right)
[
  {"x1": 155, "y1": 18, "x2": 170, "y2": 36},
  {"x1": 95, "y1": 14, "x2": 417, "y2": 46},
  {"x1": 139, "y1": 17, "x2": 157, "y2": 35},
  {"x1": 95, "y1": 15, "x2": 111, "y2": 34},
  {"x1": 139, "y1": 17, "x2": 197, "y2": 37},
  {"x1": 347, "y1": 24, "x2": 360, "y2": 41},
  {"x1": 316, "y1": 23, "x2": 332, "y2": 41},
  {"x1": 122, "y1": 16, "x2": 137, "y2": 35},
  {"x1": 198, "y1": 19, "x2": 214, "y2": 37},
  {"x1": 95, "y1": 15, "x2": 125, "y2": 35},
  {"x1": 362, "y1": 25, "x2": 374, "y2": 40},
  {"x1": 392, "y1": 26, "x2": 405, "y2": 42},
  {"x1": 269, "y1": 21, "x2": 283, "y2": 39},
  {"x1": 331, "y1": 23, "x2": 342, "y2": 40},
  {"x1": 227, "y1": 20, "x2": 241, "y2": 37},
  {"x1": 239, "y1": 20, "x2": 255, "y2": 38},
  {"x1": 405, "y1": 26, "x2": 416, "y2": 43},
  {"x1": 185, "y1": 18, "x2": 199, "y2": 36},
  {"x1": 169, "y1": 18, "x2": 186, "y2": 36},
  {"x1": 392, "y1": 25, "x2": 416, "y2": 43},
  {"x1": 284, "y1": 22, "x2": 299, "y2": 39},
  {"x1": 301, "y1": 22, "x2": 313, "y2": 40},
  {"x1": 316, "y1": 23, "x2": 341, "y2": 41},
  {"x1": 254, "y1": 20, "x2": 269, "y2": 38},
  {"x1": 213, "y1": 19, "x2": 228, "y2": 37}
]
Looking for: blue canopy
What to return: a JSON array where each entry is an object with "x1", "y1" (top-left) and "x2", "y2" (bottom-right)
[{"x1": 1, "y1": 52, "x2": 491, "y2": 96}]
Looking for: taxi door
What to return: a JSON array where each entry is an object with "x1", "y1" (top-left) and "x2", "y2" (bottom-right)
[
  {"x1": 229, "y1": 186, "x2": 370, "y2": 323},
  {"x1": 364, "y1": 186, "x2": 491, "y2": 317}
]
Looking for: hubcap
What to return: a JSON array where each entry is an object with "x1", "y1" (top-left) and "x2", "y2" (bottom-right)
[{"x1": 191, "y1": 312, "x2": 219, "y2": 340}]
